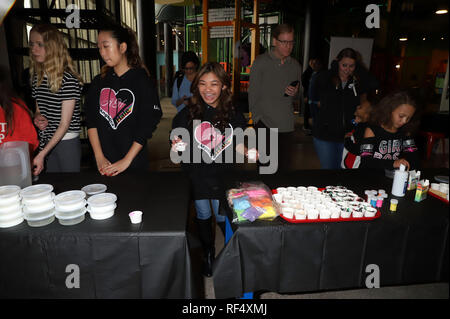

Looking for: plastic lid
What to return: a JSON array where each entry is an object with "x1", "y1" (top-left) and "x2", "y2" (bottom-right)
[
  {"x1": 0, "y1": 185, "x2": 21, "y2": 198},
  {"x1": 20, "y1": 184, "x2": 53, "y2": 198},
  {"x1": 87, "y1": 193, "x2": 117, "y2": 207},
  {"x1": 390, "y1": 199, "x2": 398, "y2": 204},
  {"x1": 81, "y1": 184, "x2": 107, "y2": 195},
  {"x1": 55, "y1": 190, "x2": 86, "y2": 205}
]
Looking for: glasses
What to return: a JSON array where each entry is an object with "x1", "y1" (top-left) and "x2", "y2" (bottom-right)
[{"x1": 276, "y1": 39, "x2": 295, "y2": 46}]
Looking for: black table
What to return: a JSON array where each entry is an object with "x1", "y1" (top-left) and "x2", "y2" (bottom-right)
[
  {"x1": 213, "y1": 169, "x2": 449, "y2": 299},
  {"x1": 0, "y1": 170, "x2": 198, "y2": 298}
]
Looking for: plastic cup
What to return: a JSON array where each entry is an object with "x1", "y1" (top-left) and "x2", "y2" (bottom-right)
[
  {"x1": 247, "y1": 149, "x2": 257, "y2": 161},
  {"x1": 272, "y1": 193, "x2": 283, "y2": 204},
  {"x1": 129, "y1": 211, "x2": 143, "y2": 224},
  {"x1": 175, "y1": 142, "x2": 187, "y2": 152},
  {"x1": 390, "y1": 199, "x2": 398, "y2": 212}
]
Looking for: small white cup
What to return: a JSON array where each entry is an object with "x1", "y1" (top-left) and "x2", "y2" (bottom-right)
[
  {"x1": 129, "y1": 211, "x2": 143, "y2": 224},
  {"x1": 272, "y1": 193, "x2": 283, "y2": 204},
  {"x1": 247, "y1": 149, "x2": 257, "y2": 161},
  {"x1": 175, "y1": 142, "x2": 187, "y2": 152},
  {"x1": 282, "y1": 207, "x2": 294, "y2": 219},
  {"x1": 439, "y1": 183, "x2": 449, "y2": 194},
  {"x1": 307, "y1": 208, "x2": 319, "y2": 219}
]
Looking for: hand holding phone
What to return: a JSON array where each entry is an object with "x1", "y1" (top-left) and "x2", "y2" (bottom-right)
[{"x1": 284, "y1": 80, "x2": 300, "y2": 97}]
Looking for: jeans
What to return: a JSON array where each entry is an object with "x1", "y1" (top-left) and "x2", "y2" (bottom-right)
[
  {"x1": 313, "y1": 137, "x2": 344, "y2": 169},
  {"x1": 195, "y1": 199, "x2": 224, "y2": 222}
]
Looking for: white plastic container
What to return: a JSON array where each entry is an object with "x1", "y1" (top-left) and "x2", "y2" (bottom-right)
[
  {"x1": 0, "y1": 201, "x2": 22, "y2": 214},
  {"x1": 0, "y1": 185, "x2": 21, "y2": 207},
  {"x1": 87, "y1": 193, "x2": 117, "y2": 220},
  {"x1": 55, "y1": 190, "x2": 86, "y2": 211},
  {"x1": 129, "y1": 210, "x2": 143, "y2": 224},
  {"x1": 20, "y1": 184, "x2": 54, "y2": 206},
  {"x1": 23, "y1": 204, "x2": 55, "y2": 220},
  {"x1": 391, "y1": 164, "x2": 408, "y2": 197},
  {"x1": 0, "y1": 212, "x2": 24, "y2": 228},
  {"x1": 56, "y1": 209, "x2": 86, "y2": 226},
  {"x1": 81, "y1": 184, "x2": 107, "y2": 198},
  {"x1": 282, "y1": 207, "x2": 294, "y2": 219},
  {"x1": 364, "y1": 207, "x2": 377, "y2": 218},
  {"x1": 24, "y1": 213, "x2": 55, "y2": 227}
]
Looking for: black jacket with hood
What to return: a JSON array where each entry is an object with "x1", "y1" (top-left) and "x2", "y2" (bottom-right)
[{"x1": 311, "y1": 60, "x2": 375, "y2": 142}]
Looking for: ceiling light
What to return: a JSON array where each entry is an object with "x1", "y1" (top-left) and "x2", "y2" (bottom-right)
[
  {"x1": 395, "y1": 64, "x2": 401, "y2": 69},
  {"x1": 435, "y1": 9, "x2": 448, "y2": 14},
  {"x1": 399, "y1": 37, "x2": 408, "y2": 41},
  {"x1": 422, "y1": 37, "x2": 426, "y2": 40}
]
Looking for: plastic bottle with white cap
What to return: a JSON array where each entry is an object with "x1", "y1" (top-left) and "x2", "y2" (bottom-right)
[{"x1": 391, "y1": 164, "x2": 408, "y2": 197}]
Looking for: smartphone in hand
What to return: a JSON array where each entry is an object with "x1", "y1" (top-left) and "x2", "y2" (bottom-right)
[{"x1": 284, "y1": 80, "x2": 300, "y2": 96}]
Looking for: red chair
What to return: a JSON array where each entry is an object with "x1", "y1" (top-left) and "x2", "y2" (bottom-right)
[{"x1": 419, "y1": 131, "x2": 447, "y2": 159}]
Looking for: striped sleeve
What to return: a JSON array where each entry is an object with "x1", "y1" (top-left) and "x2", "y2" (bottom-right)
[{"x1": 60, "y1": 72, "x2": 81, "y2": 101}]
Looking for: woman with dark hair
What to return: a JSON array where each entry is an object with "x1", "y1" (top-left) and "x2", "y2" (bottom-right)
[
  {"x1": 85, "y1": 25, "x2": 162, "y2": 176},
  {"x1": 359, "y1": 91, "x2": 420, "y2": 171},
  {"x1": 0, "y1": 70, "x2": 38, "y2": 152},
  {"x1": 171, "y1": 51, "x2": 200, "y2": 112},
  {"x1": 311, "y1": 48, "x2": 374, "y2": 169},
  {"x1": 170, "y1": 62, "x2": 257, "y2": 277}
]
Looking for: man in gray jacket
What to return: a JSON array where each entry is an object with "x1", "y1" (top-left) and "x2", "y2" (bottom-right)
[{"x1": 249, "y1": 23, "x2": 301, "y2": 172}]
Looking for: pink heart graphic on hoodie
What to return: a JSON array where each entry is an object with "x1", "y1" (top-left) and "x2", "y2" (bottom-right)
[
  {"x1": 99, "y1": 88, "x2": 135, "y2": 130},
  {"x1": 193, "y1": 121, "x2": 233, "y2": 160}
]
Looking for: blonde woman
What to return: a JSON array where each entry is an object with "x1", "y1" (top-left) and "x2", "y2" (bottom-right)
[{"x1": 29, "y1": 24, "x2": 83, "y2": 175}]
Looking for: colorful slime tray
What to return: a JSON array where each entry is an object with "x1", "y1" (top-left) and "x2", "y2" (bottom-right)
[{"x1": 272, "y1": 189, "x2": 381, "y2": 224}]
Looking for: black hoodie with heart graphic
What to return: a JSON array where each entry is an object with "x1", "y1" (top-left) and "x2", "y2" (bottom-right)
[
  {"x1": 171, "y1": 104, "x2": 247, "y2": 199},
  {"x1": 85, "y1": 67, "x2": 162, "y2": 170}
]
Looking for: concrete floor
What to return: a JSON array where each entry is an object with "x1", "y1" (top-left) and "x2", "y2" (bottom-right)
[{"x1": 83, "y1": 97, "x2": 449, "y2": 299}]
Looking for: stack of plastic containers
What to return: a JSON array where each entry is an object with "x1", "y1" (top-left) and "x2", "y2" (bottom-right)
[
  {"x1": 54, "y1": 190, "x2": 87, "y2": 225},
  {"x1": 87, "y1": 193, "x2": 117, "y2": 220},
  {"x1": 82, "y1": 184, "x2": 107, "y2": 198},
  {"x1": 0, "y1": 185, "x2": 24, "y2": 228},
  {"x1": 20, "y1": 184, "x2": 55, "y2": 227}
]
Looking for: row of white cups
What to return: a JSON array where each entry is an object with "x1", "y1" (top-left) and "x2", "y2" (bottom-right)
[
  {"x1": 0, "y1": 184, "x2": 117, "y2": 228},
  {"x1": 273, "y1": 186, "x2": 377, "y2": 221}
]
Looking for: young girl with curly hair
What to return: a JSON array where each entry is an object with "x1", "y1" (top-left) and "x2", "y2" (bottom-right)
[{"x1": 360, "y1": 91, "x2": 420, "y2": 171}]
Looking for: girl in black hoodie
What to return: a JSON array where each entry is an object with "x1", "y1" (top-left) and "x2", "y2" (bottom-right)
[
  {"x1": 311, "y1": 48, "x2": 374, "y2": 169},
  {"x1": 86, "y1": 26, "x2": 162, "y2": 176},
  {"x1": 171, "y1": 62, "x2": 257, "y2": 277}
]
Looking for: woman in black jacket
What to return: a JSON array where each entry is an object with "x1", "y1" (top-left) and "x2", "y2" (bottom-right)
[{"x1": 311, "y1": 48, "x2": 374, "y2": 169}]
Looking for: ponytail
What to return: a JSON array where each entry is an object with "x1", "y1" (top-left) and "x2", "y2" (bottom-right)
[{"x1": 99, "y1": 25, "x2": 149, "y2": 78}]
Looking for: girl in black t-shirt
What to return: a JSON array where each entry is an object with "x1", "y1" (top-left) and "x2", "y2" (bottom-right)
[
  {"x1": 359, "y1": 91, "x2": 420, "y2": 171},
  {"x1": 171, "y1": 62, "x2": 258, "y2": 277}
]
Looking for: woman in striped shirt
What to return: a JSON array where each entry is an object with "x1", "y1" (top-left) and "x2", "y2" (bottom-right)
[{"x1": 29, "y1": 24, "x2": 83, "y2": 175}]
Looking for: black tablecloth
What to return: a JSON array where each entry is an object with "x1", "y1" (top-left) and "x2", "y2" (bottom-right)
[
  {"x1": 0, "y1": 170, "x2": 197, "y2": 298},
  {"x1": 213, "y1": 169, "x2": 449, "y2": 299}
]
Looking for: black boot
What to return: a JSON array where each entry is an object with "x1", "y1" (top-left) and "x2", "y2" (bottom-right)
[{"x1": 196, "y1": 218, "x2": 215, "y2": 277}]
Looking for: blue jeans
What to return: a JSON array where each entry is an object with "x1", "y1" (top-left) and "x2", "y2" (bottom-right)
[
  {"x1": 195, "y1": 199, "x2": 225, "y2": 222},
  {"x1": 313, "y1": 137, "x2": 344, "y2": 169}
]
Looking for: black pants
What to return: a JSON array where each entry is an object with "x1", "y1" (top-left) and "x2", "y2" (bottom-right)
[{"x1": 255, "y1": 121, "x2": 293, "y2": 173}]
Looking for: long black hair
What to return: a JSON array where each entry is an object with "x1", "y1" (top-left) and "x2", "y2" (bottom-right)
[
  {"x1": 99, "y1": 25, "x2": 149, "y2": 77},
  {"x1": 0, "y1": 69, "x2": 32, "y2": 136},
  {"x1": 188, "y1": 62, "x2": 234, "y2": 131}
]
